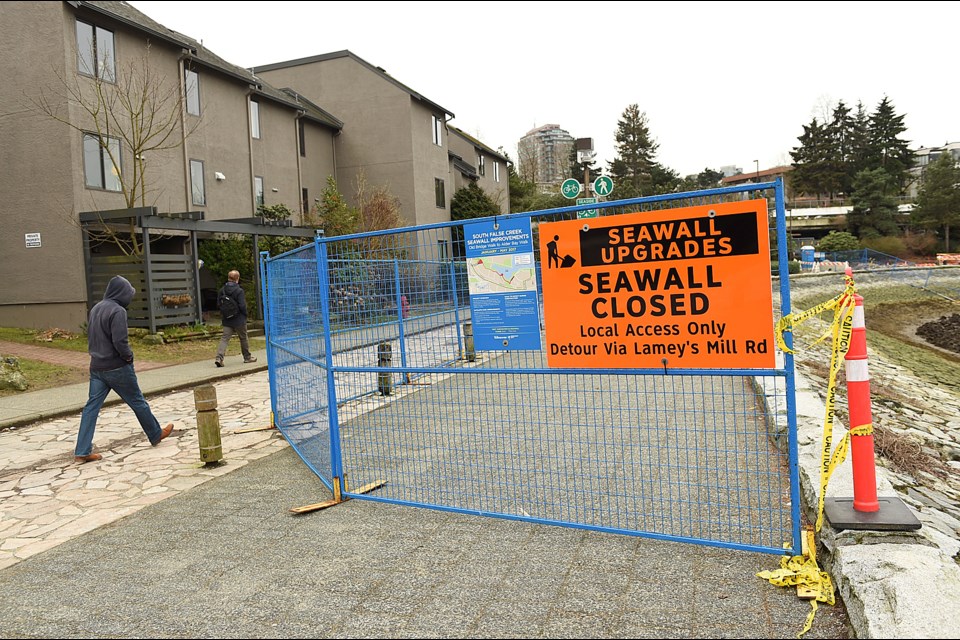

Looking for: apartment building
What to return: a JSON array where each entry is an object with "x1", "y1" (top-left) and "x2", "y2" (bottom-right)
[
  {"x1": 517, "y1": 124, "x2": 574, "y2": 191},
  {"x1": 254, "y1": 51, "x2": 460, "y2": 228},
  {"x1": 0, "y1": 2, "x2": 510, "y2": 329},
  {"x1": 907, "y1": 142, "x2": 960, "y2": 199},
  {"x1": 0, "y1": 1, "x2": 344, "y2": 328},
  {"x1": 447, "y1": 126, "x2": 510, "y2": 215}
]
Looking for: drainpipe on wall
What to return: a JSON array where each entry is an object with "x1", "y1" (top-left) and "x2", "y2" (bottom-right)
[
  {"x1": 246, "y1": 87, "x2": 257, "y2": 215},
  {"x1": 295, "y1": 111, "x2": 304, "y2": 223},
  {"x1": 178, "y1": 52, "x2": 192, "y2": 211},
  {"x1": 179, "y1": 51, "x2": 203, "y2": 325}
]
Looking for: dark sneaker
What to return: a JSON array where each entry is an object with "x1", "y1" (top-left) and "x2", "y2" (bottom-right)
[
  {"x1": 215, "y1": 359, "x2": 224, "y2": 367},
  {"x1": 244, "y1": 357, "x2": 258, "y2": 364}
]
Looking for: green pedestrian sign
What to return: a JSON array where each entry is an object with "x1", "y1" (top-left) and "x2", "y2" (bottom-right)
[
  {"x1": 576, "y1": 197, "x2": 598, "y2": 219},
  {"x1": 561, "y1": 178, "x2": 582, "y2": 199},
  {"x1": 593, "y1": 175, "x2": 614, "y2": 197}
]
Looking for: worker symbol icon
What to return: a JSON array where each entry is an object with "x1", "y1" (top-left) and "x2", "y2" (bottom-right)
[{"x1": 546, "y1": 235, "x2": 576, "y2": 269}]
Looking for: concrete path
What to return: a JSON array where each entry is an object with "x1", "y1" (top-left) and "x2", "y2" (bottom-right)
[{"x1": 1, "y1": 334, "x2": 958, "y2": 638}]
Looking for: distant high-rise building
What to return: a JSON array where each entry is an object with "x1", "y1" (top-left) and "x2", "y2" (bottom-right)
[{"x1": 518, "y1": 124, "x2": 575, "y2": 190}]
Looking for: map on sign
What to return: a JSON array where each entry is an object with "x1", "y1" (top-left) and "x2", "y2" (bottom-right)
[
  {"x1": 467, "y1": 254, "x2": 536, "y2": 295},
  {"x1": 463, "y1": 217, "x2": 541, "y2": 351}
]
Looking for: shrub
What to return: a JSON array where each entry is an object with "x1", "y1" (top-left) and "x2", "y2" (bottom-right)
[
  {"x1": 860, "y1": 235, "x2": 907, "y2": 258},
  {"x1": 817, "y1": 231, "x2": 860, "y2": 252},
  {"x1": 901, "y1": 230, "x2": 940, "y2": 257}
]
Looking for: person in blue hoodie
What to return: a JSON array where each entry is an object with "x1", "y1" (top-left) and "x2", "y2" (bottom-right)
[{"x1": 75, "y1": 275, "x2": 174, "y2": 463}]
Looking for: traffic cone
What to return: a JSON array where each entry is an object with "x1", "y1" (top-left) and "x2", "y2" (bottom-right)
[
  {"x1": 823, "y1": 282, "x2": 921, "y2": 531},
  {"x1": 844, "y1": 293, "x2": 879, "y2": 512}
]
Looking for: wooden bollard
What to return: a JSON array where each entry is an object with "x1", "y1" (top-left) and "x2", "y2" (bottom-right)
[
  {"x1": 377, "y1": 342, "x2": 392, "y2": 396},
  {"x1": 463, "y1": 322, "x2": 476, "y2": 362},
  {"x1": 194, "y1": 385, "x2": 223, "y2": 464}
]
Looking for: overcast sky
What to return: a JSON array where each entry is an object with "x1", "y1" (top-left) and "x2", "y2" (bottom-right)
[{"x1": 130, "y1": 1, "x2": 956, "y2": 178}]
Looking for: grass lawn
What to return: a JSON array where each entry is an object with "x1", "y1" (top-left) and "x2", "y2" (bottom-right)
[
  {"x1": 0, "y1": 359, "x2": 89, "y2": 397},
  {"x1": 0, "y1": 325, "x2": 266, "y2": 394}
]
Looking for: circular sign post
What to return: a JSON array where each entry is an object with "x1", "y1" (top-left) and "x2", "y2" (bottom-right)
[
  {"x1": 561, "y1": 178, "x2": 582, "y2": 199},
  {"x1": 593, "y1": 175, "x2": 614, "y2": 197}
]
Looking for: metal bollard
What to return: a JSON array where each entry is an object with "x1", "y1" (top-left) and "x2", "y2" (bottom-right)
[
  {"x1": 377, "y1": 342, "x2": 392, "y2": 396},
  {"x1": 463, "y1": 321, "x2": 476, "y2": 362},
  {"x1": 194, "y1": 385, "x2": 223, "y2": 464}
]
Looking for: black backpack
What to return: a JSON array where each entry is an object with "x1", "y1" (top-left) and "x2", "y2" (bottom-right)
[{"x1": 218, "y1": 288, "x2": 240, "y2": 319}]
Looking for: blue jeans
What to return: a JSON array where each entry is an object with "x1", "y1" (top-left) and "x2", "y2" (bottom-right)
[{"x1": 75, "y1": 364, "x2": 163, "y2": 456}]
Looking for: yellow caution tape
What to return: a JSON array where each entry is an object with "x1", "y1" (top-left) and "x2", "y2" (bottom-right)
[
  {"x1": 762, "y1": 272, "x2": 859, "y2": 637},
  {"x1": 757, "y1": 528, "x2": 835, "y2": 638}
]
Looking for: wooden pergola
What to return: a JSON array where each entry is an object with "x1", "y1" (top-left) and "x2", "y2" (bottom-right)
[{"x1": 79, "y1": 207, "x2": 318, "y2": 332}]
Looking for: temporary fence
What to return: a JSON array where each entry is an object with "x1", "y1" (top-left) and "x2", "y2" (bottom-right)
[{"x1": 260, "y1": 179, "x2": 801, "y2": 555}]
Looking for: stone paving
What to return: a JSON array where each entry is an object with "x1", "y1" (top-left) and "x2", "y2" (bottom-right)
[{"x1": 0, "y1": 370, "x2": 286, "y2": 571}]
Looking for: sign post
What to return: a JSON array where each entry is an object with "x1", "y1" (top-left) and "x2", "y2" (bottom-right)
[{"x1": 576, "y1": 197, "x2": 598, "y2": 219}]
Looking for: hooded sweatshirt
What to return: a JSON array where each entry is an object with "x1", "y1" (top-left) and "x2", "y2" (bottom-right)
[{"x1": 87, "y1": 275, "x2": 136, "y2": 371}]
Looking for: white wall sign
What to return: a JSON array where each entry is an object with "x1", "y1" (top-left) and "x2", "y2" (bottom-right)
[{"x1": 24, "y1": 233, "x2": 41, "y2": 248}]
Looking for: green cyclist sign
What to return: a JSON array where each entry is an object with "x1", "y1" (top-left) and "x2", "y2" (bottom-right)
[{"x1": 561, "y1": 178, "x2": 582, "y2": 199}]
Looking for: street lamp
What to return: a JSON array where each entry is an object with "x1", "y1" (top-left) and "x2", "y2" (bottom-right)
[{"x1": 754, "y1": 159, "x2": 760, "y2": 183}]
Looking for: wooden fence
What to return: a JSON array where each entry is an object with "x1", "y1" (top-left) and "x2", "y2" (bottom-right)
[{"x1": 87, "y1": 254, "x2": 200, "y2": 333}]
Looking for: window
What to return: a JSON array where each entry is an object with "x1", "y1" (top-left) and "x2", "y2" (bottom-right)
[
  {"x1": 250, "y1": 99, "x2": 261, "y2": 139},
  {"x1": 477, "y1": 154, "x2": 485, "y2": 176},
  {"x1": 190, "y1": 159, "x2": 205, "y2": 206},
  {"x1": 435, "y1": 178, "x2": 445, "y2": 208},
  {"x1": 185, "y1": 68, "x2": 200, "y2": 116},
  {"x1": 431, "y1": 115, "x2": 442, "y2": 146},
  {"x1": 494, "y1": 162, "x2": 500, "y2": 183},
  {"x1": 76, "y1": 20, "x2": 115, "y2": 82},
  {"x1": 298, "y1": 119, "x2": 306, "y2": 157},
  {"x1": 82, "y1": 134, "x2": 121, "y2": 191},
  {"x1": 254, "y1": 176, "x2": 264, "y2": 207},
  {"x1": 302, "y1": 188, "x2": 309, "y2": 214}
]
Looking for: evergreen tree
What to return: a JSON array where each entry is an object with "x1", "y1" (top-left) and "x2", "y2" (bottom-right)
[
  {"x1": 846, "y1": 168, "x2": 901, "y2": 238},
  {"x1": 649, "y1": 162, "x2": 681, "y2": 195},
  {"x1": 912, "y1": 152, "x2": 960, "y2": 251},
  {"x1": 696, "y1": 168, "x2": 725, "y2": 189},
  {"x1": 314, "y1": 175, "x2": 358, "y2": 237},
  {"x1": 451, "y1": 182, "x2": 500, "y2": 221},
  {"x1": 817, "y1": 231, "x2": 860, "y2": 252},
  {"x1": 826, "y1": 100, "x2": 856, "y2": 196},
  {"x1": 678, "y1": 168, "x2": 724, "y2": 192},
  {"x1": 607, "y1": 104, "x2": 659, "y2": 198},
  {"x1": 865, "y1": 96, "x2": 913, "y2": 192},
  {"x1": 790, "y1": 118, "x2": 832, "y2": 198},
  {"x1": 847, "y1": 101, "x2": 872, "y2": 190},
  {"x1": 507, "y1": 161, "x2": 568, "y2": 214}
]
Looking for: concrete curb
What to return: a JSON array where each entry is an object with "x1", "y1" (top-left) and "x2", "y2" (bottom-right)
[{"x1": 756, "y1": 365, "x2": 960, "y2": 638}]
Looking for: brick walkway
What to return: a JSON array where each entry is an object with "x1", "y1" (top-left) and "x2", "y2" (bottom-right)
[{"x1": 0, "y1": 340, "x2": 168, "y2": 372}]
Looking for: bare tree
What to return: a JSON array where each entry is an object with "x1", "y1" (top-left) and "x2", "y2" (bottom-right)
[{"x1": 30, "y1": 42, "x2": 199, "y2": 254}]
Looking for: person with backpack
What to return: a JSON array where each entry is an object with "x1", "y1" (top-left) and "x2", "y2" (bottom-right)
[{"x1": 215, "y1": 270, "x2": 257, "y2": 367}]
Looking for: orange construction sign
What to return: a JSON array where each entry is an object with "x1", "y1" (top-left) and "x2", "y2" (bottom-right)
[{"x1": 539, "y1": 199, "x2": 776, "y2": 369}]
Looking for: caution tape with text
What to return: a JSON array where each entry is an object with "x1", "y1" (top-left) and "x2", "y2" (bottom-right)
[{"x1": 758, "y1": 270, "x2": 869, "y2": 638}]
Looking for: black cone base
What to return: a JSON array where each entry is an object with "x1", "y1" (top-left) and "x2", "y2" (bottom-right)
[{"x1": 824, "y1": 496, "x2": 922, "y2": 531}]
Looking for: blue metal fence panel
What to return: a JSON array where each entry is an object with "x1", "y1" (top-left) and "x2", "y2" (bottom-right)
[
  {"x1": 262, "y1": 181, "x2": 799, "y2": 555},
  {"x1": 262, "y1": 243, "x2": 333, "y2": 487}
]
